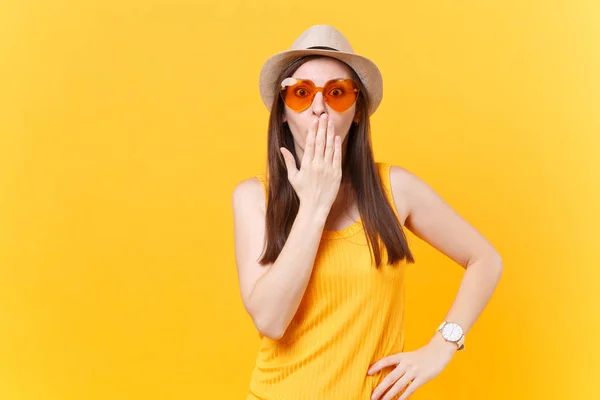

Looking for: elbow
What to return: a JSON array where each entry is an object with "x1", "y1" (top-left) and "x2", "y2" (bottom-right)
[
  {"x1": 259, "y1": 326, "x2": 285, "y2": 341},
  {"x1": 255, "y1": 318, "x2": 285, "y2": 340},
  {"x1": 247, "y1": 304, "x2": 286, "y2": 340},
  {"x1": 245, "y1": 289, "x2": 289, "y2": 340},
  {"x1": 493, "y1": 253, "x2": 504, "y2": 273},
  {"x1": 487, "y1": 252, "x2": 504, "y2": 281},
  {"x1": 467, "y1": 252, "x2": 503, "y2": 278},
  {"x1": 252, "y1": 312, "x2": 287, "y2": 340}
]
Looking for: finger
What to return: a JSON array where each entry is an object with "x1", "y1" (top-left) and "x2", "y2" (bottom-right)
[
  {"x1": 323, "y1": 119, "x2": 335, "y2": 164},
  {"x1": 280, "y1": 147, "x2": 297, "y2": 178},
  {"x1": 333, "y1": 135, "x2": 342, "y2": 171},
  {"x1": 398, "y1": 377, "x2": 424, "y2": 400},
  {"x1": 368, "y1": 354, "x2": 402, "y2": 375},
  {"x1": 381, "y1": 373, "x2": 415, "y2": 400},
  {"x1": 371, "y1": 367, "x2": 405, "y2": 400},
  {"x1": 302, "y1": 118, "x2": 318, "y2": 166},
  {"x1": 313, "y1": 114, "x2": 328, "y2": 161}
]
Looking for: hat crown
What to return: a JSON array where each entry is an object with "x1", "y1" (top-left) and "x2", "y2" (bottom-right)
[{"x1": 290, "y1": 25, "x2": 355, "y2": 53}]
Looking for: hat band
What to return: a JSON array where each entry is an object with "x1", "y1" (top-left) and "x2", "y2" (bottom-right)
[{"x1": 306, "y1": 46, "x2": 339, "y2": 51}]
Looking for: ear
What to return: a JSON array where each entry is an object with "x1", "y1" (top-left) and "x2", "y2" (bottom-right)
[{"x1": 353, "y1": 110, "x2": 361, "y2": 123}]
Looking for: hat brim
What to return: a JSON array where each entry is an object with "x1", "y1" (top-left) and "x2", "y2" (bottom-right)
[{"x1": 259, "y1": 48, "x2": 383, "y2": 117}]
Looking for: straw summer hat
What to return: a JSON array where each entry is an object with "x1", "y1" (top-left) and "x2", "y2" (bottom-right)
[{"x1": 259, "y1": 24, "x2": 383, "y2": 116}]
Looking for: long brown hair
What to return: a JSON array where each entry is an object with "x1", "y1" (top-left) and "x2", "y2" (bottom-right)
[{"x1": 258, "y1": 55, "x2": 415, "y2": 268}]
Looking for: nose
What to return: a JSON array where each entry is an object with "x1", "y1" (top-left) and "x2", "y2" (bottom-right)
[{"x1": 311, "y1": 91, "x2": 327, "y2": 117}]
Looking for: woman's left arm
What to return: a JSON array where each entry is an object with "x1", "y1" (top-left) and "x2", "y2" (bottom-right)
[{"x1": 368, "y1": 166, "x2": 503, "y2": 400}]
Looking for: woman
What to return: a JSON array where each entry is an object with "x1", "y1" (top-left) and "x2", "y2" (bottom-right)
[{"x1": 232, "y1": 24, "x2": 503, "y2": 400}]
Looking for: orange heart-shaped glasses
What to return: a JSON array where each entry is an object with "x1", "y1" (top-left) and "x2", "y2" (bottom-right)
[{"x1": 280, "y1": 77, "x2": 360, "y2": 113}]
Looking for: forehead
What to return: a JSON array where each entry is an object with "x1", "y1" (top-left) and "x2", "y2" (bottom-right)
[{"x1": 291, "y1": 57, "x2": 354, "y2": 85}]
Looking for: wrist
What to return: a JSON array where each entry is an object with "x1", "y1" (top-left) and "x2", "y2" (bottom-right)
[
  {"x1": 298, "y1": 203, "x2": 329, "y2": 225},
  {"x1": 430, "y1": 331, "x2": 459, "y2": 354}
]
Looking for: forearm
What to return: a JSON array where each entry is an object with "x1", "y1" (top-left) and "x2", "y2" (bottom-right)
[
  {"x1": 431, "y1": 253, "x2": 503, "y2": 346},
  {"x1": 248, "y1": 204, "x2": 327, "y2": 339}
]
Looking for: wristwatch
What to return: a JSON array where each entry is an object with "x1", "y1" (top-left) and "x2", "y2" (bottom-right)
[{"x1": 437, "y1": 321, "x2": 465, "y2": 350}]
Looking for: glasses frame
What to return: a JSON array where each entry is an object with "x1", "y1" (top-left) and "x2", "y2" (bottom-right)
[{"x1": 279, "y1": 77, "x2": 360, "y2": 113}]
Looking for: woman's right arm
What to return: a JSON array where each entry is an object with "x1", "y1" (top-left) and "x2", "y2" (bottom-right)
[
  {"x1": 232, "y1": 178, "x2": 328, "y2": 340},
  {"x1": 234, "y1": 114, "x2": 341, "y2": 340}
]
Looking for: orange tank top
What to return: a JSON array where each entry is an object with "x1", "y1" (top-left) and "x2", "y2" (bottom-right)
[{"x1": 246, "y1": 161, "x2": 408, "y2": 400}]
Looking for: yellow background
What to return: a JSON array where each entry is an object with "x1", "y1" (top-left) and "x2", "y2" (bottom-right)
[{"x1": 1, "y1": 0, "x2": 598, "y2": 398}]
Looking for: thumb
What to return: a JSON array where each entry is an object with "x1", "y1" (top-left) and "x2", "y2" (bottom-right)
[{"x1": 280, "y1": 147, "x2": 297, "y2": 177}]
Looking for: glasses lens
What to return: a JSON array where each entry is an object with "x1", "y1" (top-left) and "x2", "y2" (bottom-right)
[
  {"x1": 280, "y1": 78, "x2": 315, "y2": 112},
  {"x1": 323, "y1": 79, "x2": 359, "y2": 112}
]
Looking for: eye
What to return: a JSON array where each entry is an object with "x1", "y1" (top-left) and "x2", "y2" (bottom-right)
[
  {"x1": 328, "y1": 87, "x2": 344, "y2": 97},
  {"x1": 294, "y1": 87, "x2": 311, "y2": 97}
]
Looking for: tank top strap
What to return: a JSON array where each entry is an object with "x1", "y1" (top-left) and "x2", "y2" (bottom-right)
[
  {"x1": 375, "y1": 161, "x2": 402, "y2": 222},
  {"x1": 254, "y1": 173, "x2": 268, "y2": 209}
]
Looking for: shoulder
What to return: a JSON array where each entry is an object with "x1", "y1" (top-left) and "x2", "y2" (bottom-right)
[
  {"x1": 386, "y1": 164, "x2": 424, "y2": 225},
  {"x1": 388, "y1": 164, "x2": 449, "y2": 221},
  {"x1": 232, "y1": 176, "x2": 266, "y2": 216},
  {"x1": 388, "y1": 164, "x2": 415, "y2": 191}
]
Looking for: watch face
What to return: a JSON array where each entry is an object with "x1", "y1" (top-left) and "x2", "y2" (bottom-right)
[{"x1": 441, "y1": 323, "x2": 463, "y2": 342}]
